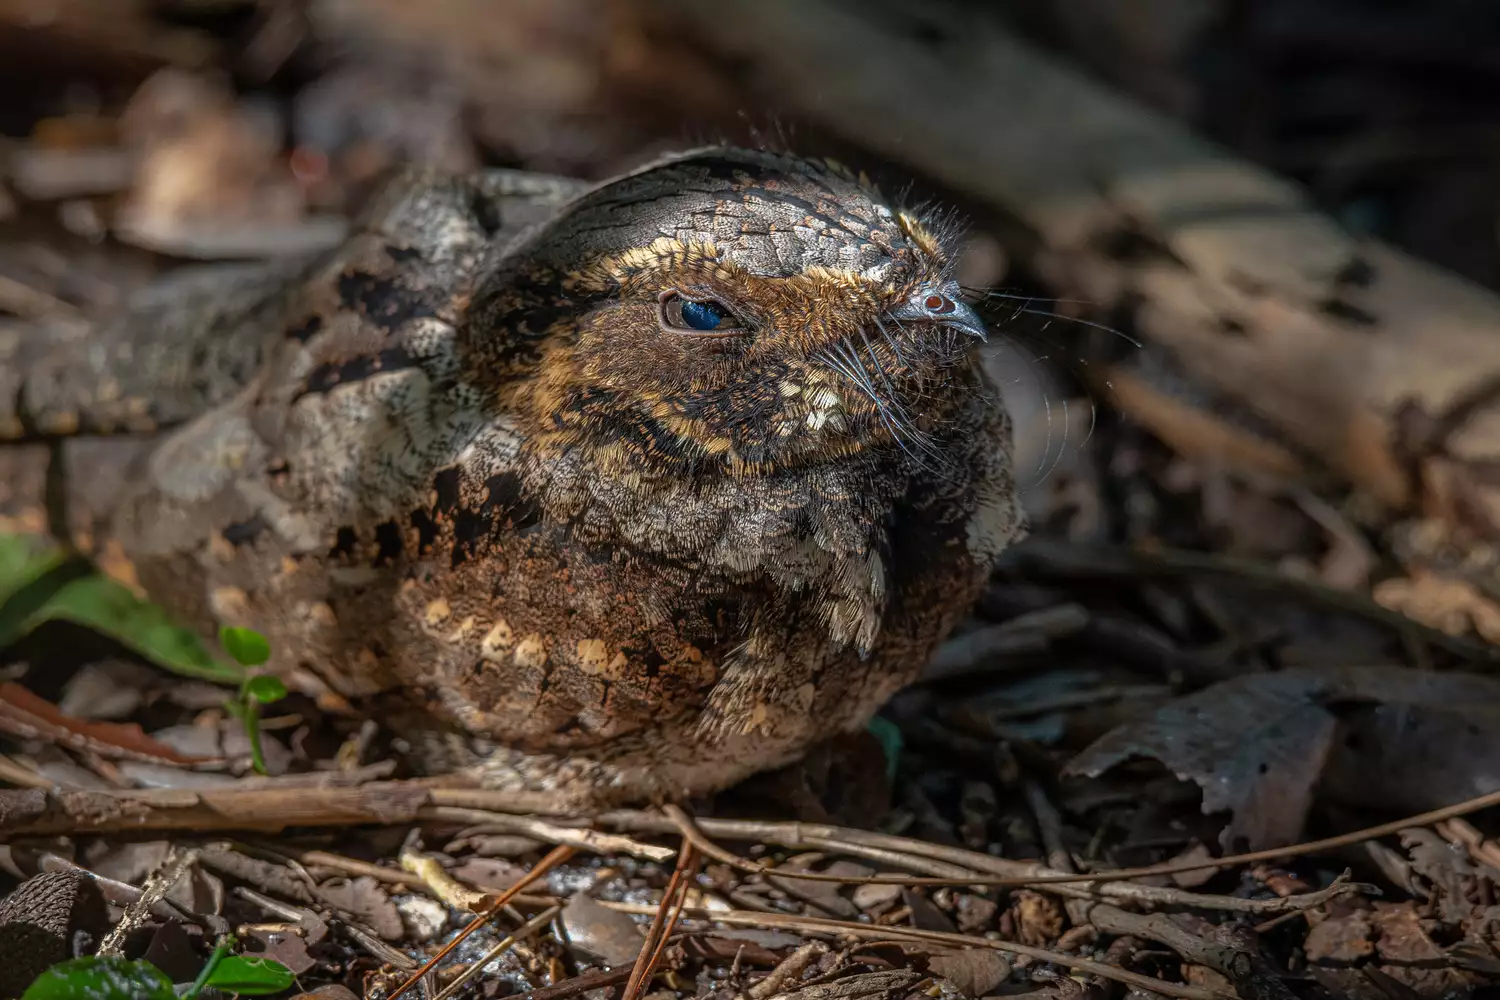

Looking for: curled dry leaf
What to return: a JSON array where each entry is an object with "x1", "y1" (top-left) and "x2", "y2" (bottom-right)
[{"x1": 1066, "y1": 667, "x2": 1500, "y2": 850}]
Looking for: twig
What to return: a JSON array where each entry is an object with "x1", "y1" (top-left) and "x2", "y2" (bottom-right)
[
  {"x1": 596, "y1": 787, "x2": 1500, "y2": 891},
  {"x1": 390, "y1": 844, "x2": 575, "y2": 1000},
  {"x1": 599, "y1": 901, "x2": 1233, "y2": 1000},
  {"x1": 506, "y1": 964, "x2": 637, "y2": 1000},
  {"x1": 275, "y1": 847, "x2": 429, "y2": 889},
  {"x1": 0, "y1": 785, "x2": 669, "y2": 861},
  {"x1": 665, "y1": 803, "x2": 764, "y2": 873},
  {"x1": 98, "y1": 846, "x2": 197, "y2": 957},
  {"x1": 233, "y1": 884, "x2": 405, "y2": 968},
  {"x1": 749, "y1": 940, "x2": 829, "y2": 999},
  {"x1": 277, "y1": 844, "x2": 557, "y2": 907},
  {"x1": 400, "y1": 843, "x2": 489, "y2": 911},
  {"x1": 344, "y1": 922, "x2": 416, "y2": 970},
  {"x1": 622, "y1": 843, "x2": 699, "y2": 1000},
  {"x1": 0, "y1": 754, "x2": 51, "y2": 789},
  {"x1": 432, "y1": 904, "x2": 563, "y2": 1000},
  {"x1": 1, "y1": 780, "x2": 1486, "y2": 897},
  {"x1": 234, "y1": 885, "x2": 312, "y2": 924},
  {"x1": 421, "y1": 805, "x2": 674, "y2": 861},
  {"x1": 1023, "y1": 778, "x2": 1089, "y2": 928},
  {"x1": 1082, "y1": 907, "x2": 1297, "y2": 1000}
]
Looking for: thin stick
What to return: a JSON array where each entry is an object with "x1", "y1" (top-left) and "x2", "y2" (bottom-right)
[
  {"x1": 621, "y1": 842, "x2": 698, "y2": 1000},
  {"x1": 433, "y1": 904, "x2": 563, "y2": 1000},
  {"x1": 664, "y1": 803, "x2": 764, "y2": 873},
  {"x1": 508, "y1": 965, "x2": 637, "y2": 1000},
  {"x1": 4, "y1": 781, "x2": 1493, "y2": 891},
  {"x1": 600, "y1": 901, "x2": 1232, "y2": 1000},
  {"x1": 597, "y1": 785, "x2": 1500, "y2": 889},
  {"x1": 389, "y1": 844, "x2": 576, "y2": 1000}
]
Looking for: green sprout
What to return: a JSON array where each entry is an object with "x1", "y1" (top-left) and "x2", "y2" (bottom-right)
[{"x1": 220, "y1": 626, "x2": 287, "y2": 777}]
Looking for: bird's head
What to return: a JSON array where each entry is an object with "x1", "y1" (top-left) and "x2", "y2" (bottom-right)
[{"x1": 468, "y1": 147, "x2": 990, "y2": 478}]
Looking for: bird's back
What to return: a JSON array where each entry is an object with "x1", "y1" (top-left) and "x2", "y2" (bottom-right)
[{"x1": 0, "y1": 167, "x2": 587, "y2": 543}]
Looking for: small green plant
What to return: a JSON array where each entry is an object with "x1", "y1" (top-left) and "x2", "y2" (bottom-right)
[
  {"x1": 20, "y1": 937, "x2": 294, "y2": 1000},
  {"x1": 0, "y1": 534, "x2": 243, "y2": 683},
  {"x1": 220, "y1": 626, "x2": 287, "y2": 777},
  {"x1": 0, "y1": 534, "x2": 289, "y2": 776},
  {"x1": 20, "y1": 957, "x2": 175, "y2": 1000}
]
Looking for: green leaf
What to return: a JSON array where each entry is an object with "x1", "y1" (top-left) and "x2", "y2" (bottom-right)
[
  {"x1": 244, "y1": 674, "x2": 288, "y2": 704},
  {"x1": 220, "y1": 626, "x2": 272, "y2": 668},
  {"x1": 13, "y1": 573, "x2": 242, "y2": 683},
  {"x1": 0, "y1": 534, "x2": 77, "y2": 646},
  {"x1": 0, "y1": 534, "x2": 67, "y2": 606},
  {"x1": 201, "y1": 955, "x2": 296, "y2": 995},
  {"x1": 20, "y1": 957, "x2": 175, "y2": 1000}
]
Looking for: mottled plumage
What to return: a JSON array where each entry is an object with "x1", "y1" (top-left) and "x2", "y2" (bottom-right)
[{"x1": 0, "y1": 148, "x2": 1024, "y2": 807}]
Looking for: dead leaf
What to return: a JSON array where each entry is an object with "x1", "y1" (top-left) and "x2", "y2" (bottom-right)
[
  {"x1": 927, "y1": 950, "x2": 1011, "y2": 998},
  {"x1": 560, "y1": 891, "x2": 644, "y2": 966},
  {"x1": 900, "y1": 888, "x2": 957, "y2": 934},
  {"x1": 449, "y1": 857, "x2": 527, "y2": 891},
  {"x1": 1066, "y1": 667, "x2": 1500, "y2": 850},
  {"x1": 1305, "y1": 910, "x2": 1375, "y2": 964},
  {"x1": 316, "y1": 876, "x2": 403, "y2": 941},
  {"x1": 951, "y1": 893, "x2": 998, "y2": 934},
  {"x1": 57, "y1": 661, "x2": 157, "y2": 720},
  {"x1": 769, "y1": 858, "x2": 866, "y2": 920},
  {"x1": 1167, "y1": 843, "x2": 1218, "y2": 889},
  {"x1": 244, "y1": 926, "x2": 317, "y2": 976},
  {"x1": 1373, "y1": 570, "x2": 1500, "y2": 644},
  {"x1": 1007, "y1": 890, "x2": 1063, "y2": 948},
  {"x1": 1065, "y1": 671, "x2": 1336, "y2": 850},
  {"x1": 850, "y1": 883, "x2": 901, "y2": 913},
  {"x1": 0, "y1": 682, "x2": 218, "y2": 766}
]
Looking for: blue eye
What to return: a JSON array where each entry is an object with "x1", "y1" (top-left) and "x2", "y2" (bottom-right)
[
  {"x1": 659, "y1": 292, "x2": 745, "y2": 336},
  {"x1": 680, "y1": 299, "x2": 729, "y2": 330}
]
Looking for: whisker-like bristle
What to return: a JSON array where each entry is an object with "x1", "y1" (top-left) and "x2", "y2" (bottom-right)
[
  {"x1": 977, "y1": 293, "x2": 1143, "y2": 351},
  {"x1": 873, "y1": 316, "x2": 909, "y2": 367},
  {"x1": 854, "y1": 325, "x2": 898, "y2": 396}
]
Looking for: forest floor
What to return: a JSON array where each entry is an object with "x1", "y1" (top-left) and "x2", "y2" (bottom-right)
[{"x1": 1, "y1": 3, "x2": 1499, "y2": 999}]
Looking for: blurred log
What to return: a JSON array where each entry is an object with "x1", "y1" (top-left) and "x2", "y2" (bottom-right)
[
  {"x1": 667, "y1": 0, "x2": 1500, "y2": 552},
  {"x1": 0, "y1": 0, "x2": 217, "y2": 75}
]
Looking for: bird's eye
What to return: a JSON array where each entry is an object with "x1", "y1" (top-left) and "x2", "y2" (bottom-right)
[
  {"x1": 923, "y1": 293, "x2": 957, "y2": 315},
  {"x1": 658, "y1": 291, "x2": 747, "y2": 337}
]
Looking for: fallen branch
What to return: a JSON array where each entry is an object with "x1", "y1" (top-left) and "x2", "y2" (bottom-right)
[
  {"x1": 4, "y1": 780, "x2": 1482, "y2": 905},
  {"x1": 0, "y1": 784, "x2": 666, "y2": 859}
]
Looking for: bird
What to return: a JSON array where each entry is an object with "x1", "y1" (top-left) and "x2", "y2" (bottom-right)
[{"x1": 0, "y1": 146, "x2": 1025, "y2": 808}]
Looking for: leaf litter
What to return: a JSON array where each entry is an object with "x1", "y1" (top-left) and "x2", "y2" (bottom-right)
[{"x1": 2, "y1": 2, "x2": 1500, "y2": 999}]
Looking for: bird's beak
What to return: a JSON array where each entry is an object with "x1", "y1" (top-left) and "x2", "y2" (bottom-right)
[
  {"x1": 888, "y1": 285, "x2": 988, "y2": 342},
  {"x1": 940, "y1": 300, "x2": 988, "y2": 342}
]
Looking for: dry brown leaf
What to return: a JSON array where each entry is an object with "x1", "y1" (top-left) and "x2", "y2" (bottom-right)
[
  {"x1": 560, "y1": 891, "x2": 646, "y2": 966},
  {"x1": 927, "y1": 950, "x2": 1011, "y2": 999},
  {"x1": 315, "y1": 876, "x2": 403, "y2": 941},
  {"x1": 1065, "y1": 667, "x2": 1500, "y2": 850},
  {"x1": 0, "y1": 682, "x2": 218, "y2": 766},
  {"x1": 1305, "y1": 910, "x2": 1375, "y2": 964},
  {"x1": 1373, "y1": 570, "x2": 1500, "y2": 645}
]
